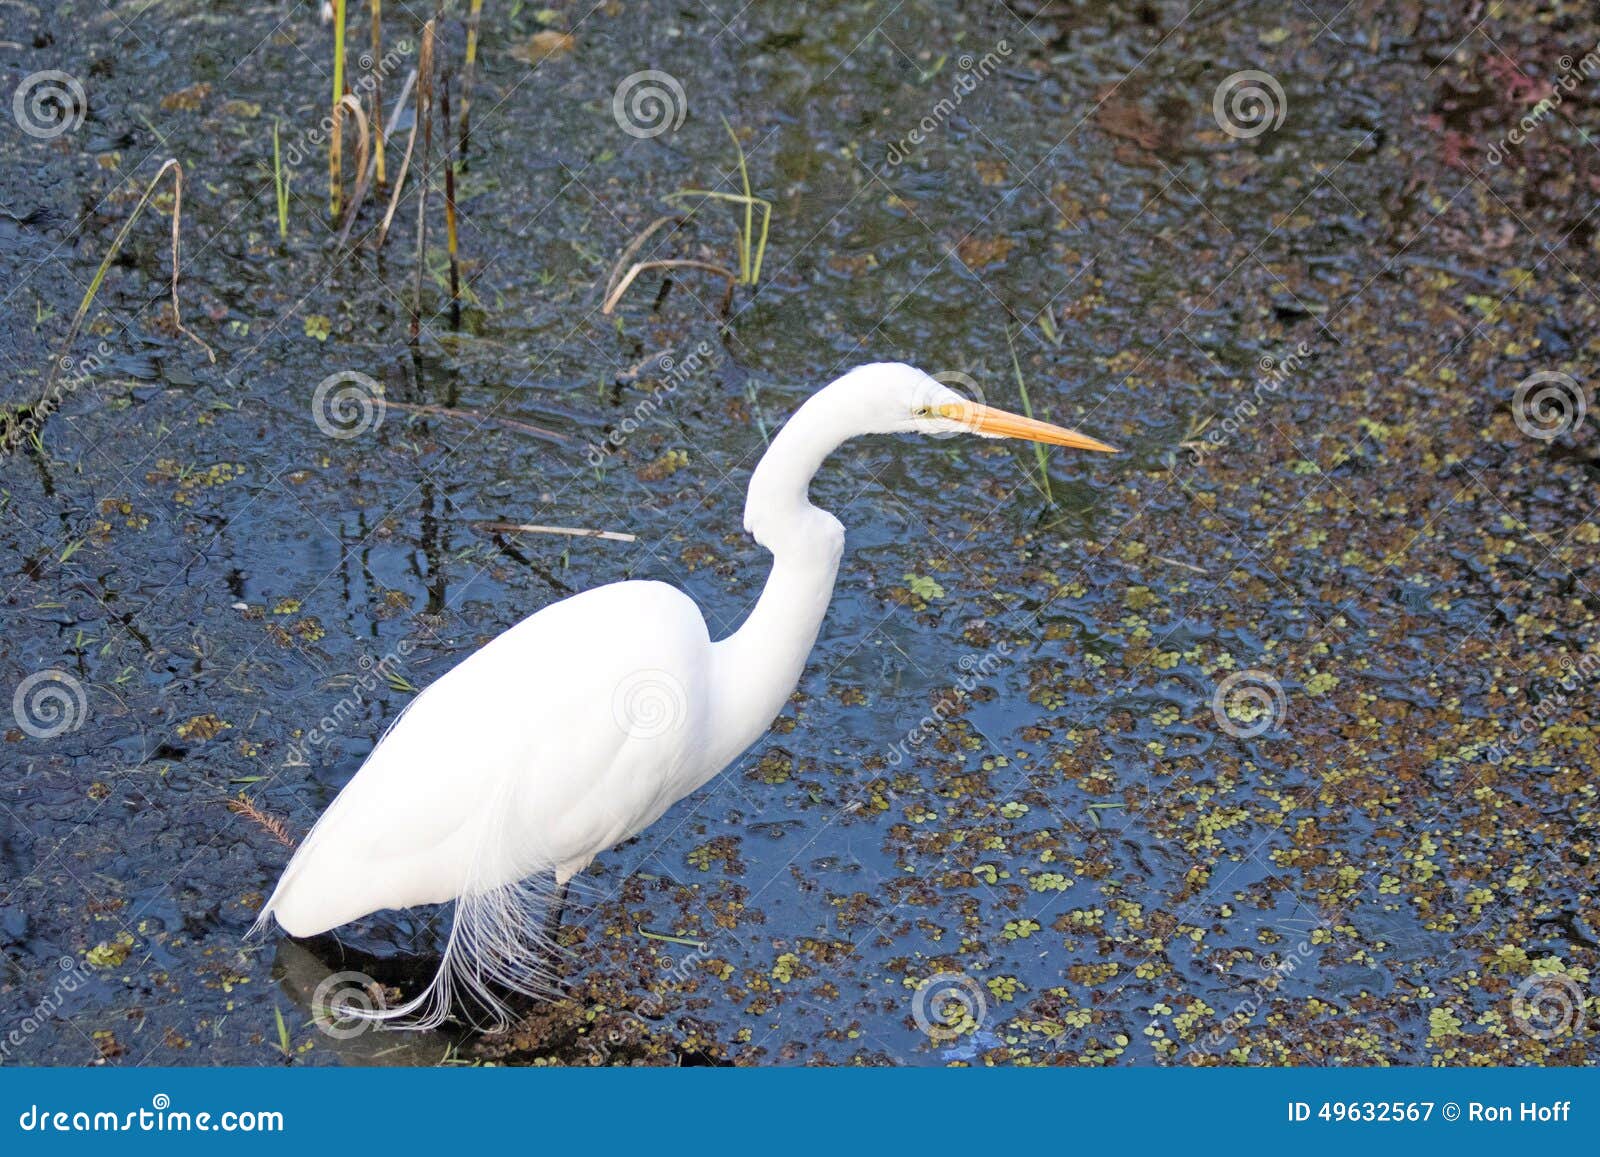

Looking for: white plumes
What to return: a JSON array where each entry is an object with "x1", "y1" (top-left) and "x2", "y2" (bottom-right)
[{"x1": 350, "y1": 809, "x2": 572, "y2": 1031}]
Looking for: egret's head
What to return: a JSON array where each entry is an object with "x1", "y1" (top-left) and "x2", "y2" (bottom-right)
[
  {"x1": 844, "y1": 362, "x2": 1118, "y2": 452},
  {"x1": 744, "y1": 362, "x2": 1117, "y2": 548}
]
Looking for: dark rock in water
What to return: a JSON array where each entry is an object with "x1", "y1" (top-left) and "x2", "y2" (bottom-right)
[
  {"x1": 163, "y1": 360, "x2": 199, "y2": 388},
  {"x1": 0, "y1": 906, "x2": 28, "y2": 946}
]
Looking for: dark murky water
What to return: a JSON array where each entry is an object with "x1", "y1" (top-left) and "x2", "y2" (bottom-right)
[{"x1": 2, "y1": 0, "x2": 1597, "y2": 1065}]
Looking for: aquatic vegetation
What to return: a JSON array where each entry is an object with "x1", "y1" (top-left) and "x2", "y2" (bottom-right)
[
  {"x1": 273, "y1": 120, "x2": 289, "y2": 238},
  {"x1": 1, "y1": 0, "x2": 1595, "y2": 1070},
  {"x1": 4, "y1": 158, "x2": 210, "y2": 455},
  {"x1": 664, "y1": 120, "x2": 773, "y2": 288},
  {"x1": 604, "y1": 121, "x2": 773, "y2": 315}
]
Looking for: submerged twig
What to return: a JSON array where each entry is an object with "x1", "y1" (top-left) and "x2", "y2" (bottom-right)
[
  {"x1": 384, "y1": 400, "x2": 568, "y2": 444},
  {"x1": 599, "y1": 215, "x2": 683, "y2": 305},
  {"x1": 478, "y1": 522, "x2": 636, "y2": 543},
  {"x1": 601, "y1": 259, "x2": 738, "y2": 316},
  {"x1": 635, "y1": 927, "x2": 709, "y2": 949},
  {"x1": 1101, "y1": 551, "x2": 1208, "y2": 576}
]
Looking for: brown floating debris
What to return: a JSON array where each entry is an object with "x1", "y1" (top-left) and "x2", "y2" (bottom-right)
[{"x1": 226, "y1": 794, "x2": 298, "y2": 849}]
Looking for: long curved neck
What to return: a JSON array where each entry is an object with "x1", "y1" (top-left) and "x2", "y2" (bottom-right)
[{"x1": 706, "y1": 385, "x2": 861, "y2": 770}]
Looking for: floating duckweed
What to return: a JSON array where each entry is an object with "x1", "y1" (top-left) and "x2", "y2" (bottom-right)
[
  {"x1": 1305, "y1": 671, "x2": 1340, "y2": 694},
  {"x1": 986, "y1": 975, "x2": 1021, "y2": 1002},
  {"x1": 86, "y1": 933, "x2": 135, "y2": 969},
  {"x1": 1029, "y1": 872, "x2": 1071, "y2": 893}
]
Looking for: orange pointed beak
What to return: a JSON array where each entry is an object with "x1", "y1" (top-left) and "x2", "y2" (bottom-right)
[{"x1": 937, "y1": 400, "x2": 1119, "y2": 453}]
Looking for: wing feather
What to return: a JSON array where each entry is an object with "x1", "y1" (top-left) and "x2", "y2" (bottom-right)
[{"x1": 259, "y1": 580, "x2": 710, "y2": 939}]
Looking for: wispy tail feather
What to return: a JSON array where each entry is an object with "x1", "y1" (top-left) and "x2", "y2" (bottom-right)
[{"x1": 342, "y1": 871, "x2": 571, "y2": 1031}]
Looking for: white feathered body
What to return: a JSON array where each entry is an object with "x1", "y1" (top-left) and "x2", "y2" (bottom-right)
[
  {"x1": 252, "y1": 363, "x2": 1072, "y2": 1026},
  {"x1": 263, "y1": 580, "x2": 716, "y2": 938}
]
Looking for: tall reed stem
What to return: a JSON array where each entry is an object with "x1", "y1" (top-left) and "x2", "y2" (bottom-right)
[
  {"x1": 410, "y1": 19, "x2": 435, "y2": 347},
  {"x1": 329, "y1": 0, "x2": 347, "y2": 219},
  {"x1": 439, "y1": 60, "x2": 461, "y2": 330},
  {"x1": 370, "y1": 0, "x2": 385, "y2": 189},
  {"x1": 459, "y1": 0, "x2": 484, "y2": 167}
]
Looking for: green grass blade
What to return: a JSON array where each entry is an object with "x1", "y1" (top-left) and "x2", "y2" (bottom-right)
[
  {"x1": 1007, "y1": 329, "x2": 1054, "y2": 505},
  {"x1": 273, "y1": 121, "x2": 288, "y2": 239}
]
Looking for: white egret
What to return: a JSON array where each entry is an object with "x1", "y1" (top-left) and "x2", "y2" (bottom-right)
[{"x1": 256, "y1": 362, "x2": 1116, "y2": 1027}]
